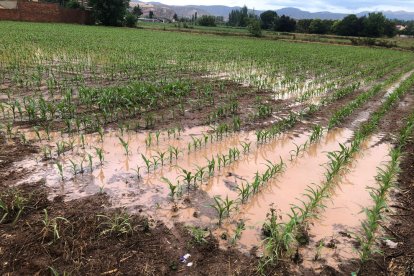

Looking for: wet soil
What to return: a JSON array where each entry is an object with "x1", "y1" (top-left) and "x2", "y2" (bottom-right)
[
  {"x1": 358, "y1": 116, "x2": 414, "y2": 274},
  {"x1": 0, "y1": 182, "x2": 264, "y2": 275},
  {"x1": 1, "y1": 71, "x2": 414, "y2": 275},
  {"x1": 0, "y1": 136, "x2": 38, "y2": 188}
]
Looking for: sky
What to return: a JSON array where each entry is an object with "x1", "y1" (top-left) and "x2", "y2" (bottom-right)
[{"x1": 144, "y1": 0, "x2": 414, "y2": 13}]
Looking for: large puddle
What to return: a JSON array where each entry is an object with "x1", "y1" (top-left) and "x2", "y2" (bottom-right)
[
  {"x1": 298, "y1": 137, "x2": 392, "y2": 272},
  {"x1": 14, "y1": 123, "x2": 391, "y2": 268}
]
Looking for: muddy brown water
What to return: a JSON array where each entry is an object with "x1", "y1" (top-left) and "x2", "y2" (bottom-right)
[
  {"x1": 298, "y1": 136, "x2": 391, "y2": 271},
  {"x1": 14, "y1": 124, "x2": 391, "y2": 269}
]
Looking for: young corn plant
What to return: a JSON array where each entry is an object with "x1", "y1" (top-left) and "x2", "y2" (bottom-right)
[
  {"x1": 210, "y1": 196, "x2": 227, "y2": 226},
  {"x1": 132, "y1": 165, "x2": 141, "y2": 180},
  {"x1": 141, "y1": 154, "x2": 152, "y2": 173},
  {"x1": 95, "y1": 147, "x2": 104, "y2": 165},
  {"x1": 69, "y1": 159, "x2": 78, "y2": 175},
  {"x1": 223, "y1": 195, "x2": 236, "y2": 217},
  {"x1": 88, "y1": 154, "x2": 93, "y2": 172},
  {"x1": 161, "y1": 177, "x2": 179, "y2": 200},
  {"x1": 56, "y1": 162, "x2": 64, "y2": 181},
  {"x1": 309, "y1": 124, "x2": 324, "y2": 143},
  {"x1": 168, "y1": 146, "x2": 180, "y2": 163},
  {"x1": 118, "y1": 137, "x2": 130, "y2": 155},
  {"x1": 240, "y1": 141, "x2": 251, "y2": 153},
  {"x1": 180, "y1": 168, "x2": 194, "y2": 192},
  {"x1": 156, "y1": 151, "x2": 167, "y2": 166},
  {"x1": 236, "y1": 181, "x2": 251, "y2": 204},
  {"x1": 145, "y1": 133, "x2": 152, "y2": 147}
]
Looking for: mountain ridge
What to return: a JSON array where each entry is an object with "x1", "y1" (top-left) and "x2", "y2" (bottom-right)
[{"x1": 132, "y1": 2, "x2": 414, "y2": 21}]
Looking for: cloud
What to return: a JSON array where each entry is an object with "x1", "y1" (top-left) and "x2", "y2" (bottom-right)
[{"x1": 142, "y1": 0, "x2": 414, "y2": 13}]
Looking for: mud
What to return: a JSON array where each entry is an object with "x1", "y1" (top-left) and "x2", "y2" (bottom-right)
[
  {"x1": 1, "y1": 62, "x2": 414, "y2": 275},
  {"x1": 299, "y1": 137, "x2": 392, "y2": 273},
  {"x1": 0, "y1": 182, "x2": 263, "y2": 275}
]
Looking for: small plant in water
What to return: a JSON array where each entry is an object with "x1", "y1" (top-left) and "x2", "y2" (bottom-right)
[{"x1": 56, "y1": 162, "x2": 64, "y2": 181}]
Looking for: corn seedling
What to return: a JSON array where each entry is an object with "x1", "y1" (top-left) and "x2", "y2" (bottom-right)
[
  {"x1": 97, "y1": 212, "x2": 133, "y2": 236},
  {"x1": 236, "y1": 181, "x2": 251, "y2": 204},
  {"x1": 161, "y1": 177, "x2": 179, "y2": 199},
  {"x1": 88, "y1": 154, "x2": 93, "y2": 171},
  {"x1": 95, "y1": 147, "x2": 104, "y2": 165},
  {"x1": 210, "y1": 196, "x2": 227, "y2": 226},
  {"x1": 56, "y1": 162, "x2": 64, "y2": 181},
  {"x1": 118, "y1": 137, "x2": 129, "y2": 155},
  {"x1": 132, "y1": 165, "x2": 141, "y2": 180},
  {"x1": 141, "y1": 154, "x2": 152, "y2": 173}
]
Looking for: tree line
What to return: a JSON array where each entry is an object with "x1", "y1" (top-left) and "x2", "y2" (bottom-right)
[{"x1": 228, "y1": 6, "x2": 404, "y2": 38}]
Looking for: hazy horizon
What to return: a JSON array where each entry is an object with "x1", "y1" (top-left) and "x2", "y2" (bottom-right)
[{"x1": 137, "y1": 0, "x2": 414, "y2": 13}]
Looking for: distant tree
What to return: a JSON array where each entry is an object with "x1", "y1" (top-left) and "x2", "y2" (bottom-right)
[
  {"x1": 228, "y1": 5, "x2": 254, "y2": 27},
  {"x1": 88, "y1": 0, "x2": 129, "y2": 26},
  {"x1": 260, "y1": 10, "x2": 278, "y2": 29},
  {"x1": 308, "y1": 19, "x2": 329, "y2": 34},
  {"x1": 296, "y1": 19, "x2": 312, "y2": 33},
  {"x1": 403, "y1": 21, "x2": 414, "y2": 35},
  {"x1": 173, "y1": 13, "x2": 178, "y2": 21},
  {"x1": 383, "y1": 20, "x2": 397, "y2": 37},
  {"x1": 363, "y1": 12, "x2": 386, "y2": 37},
  {"x1": 125, "y1": 12, "x2": 138, "y2": 27},
  {"x1": 215, "y1": 16, "x2": 224, "y2": 24},
  {"x1": 149, "y1": 10, "x2": 154, "y2": 19},
  {"x1": 248, "y1": 18, "x2": 262, "y2": 37},
  {"x1": 198, "y1": 15, "x2": 216, "y2": 27},
  {"x1": 132, "y1": 5, "x2": 142, "y2": 16},
  {"x1": 275, "y1": 15, "x2": 296, "y2": 32},
  {"x1": 333, "y1": 15, "x2": 364, "y2": 36}
]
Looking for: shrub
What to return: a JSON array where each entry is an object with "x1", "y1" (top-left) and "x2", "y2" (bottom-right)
[
  {"x1": 66, "y1": 0, "x2": 81, "y2": 9},
  {"x1": 125, "y1": 13, "x2": 137, "y2": 28},
  {"x1": 248, "y1": 19, "x2": 262, "y2": 37},
  {"x1": 198, "y1": 15, "x2": 216, "y2": 27}
]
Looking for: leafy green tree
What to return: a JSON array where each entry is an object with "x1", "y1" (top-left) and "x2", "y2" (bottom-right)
[
  {"x1": 275, "y1": 15, "x2": 296, "y2": 32},
  {"x1": 260, "y1": 10, "x2": 278, "y2": 29},
  {"x1": 334, "y1": 14, "x2": 363, "y2": 36},
  {"x1": 248, "y1": 18, "x2": 262, "y2": 37},
  {"x1": 228, "y1": 5, "x2": 254, "y2": 27},
  {"x1": 403, "y1": 22, "x2": 414, "y2": 35},
  {"x1": 383, "y1": 20, "x2": 397, "y2": 37},
  {"x1": 296, "y1": 19, "x2": 312, "y2": 33},
  {"x1": 149, "y1": 11, "x2": 154, "y2": 19},
  {"x1": 125, "y1": 12, "x2": 137, "y2": 27},
  {"x1": 198, "y1": 15, "x2": 216, "y2": 27},
  {"x1": 363, "y1": 13, "x2": 386, "y2": 37},
  {"x1": 132, "y1": 5, "x2": 142, "y2": 16},
  {"x1": 173, "y1": 13, "x2": 178, "y2": 21},
  {"x1": 309, "y1": 19, "x2": 328, "y2": 34},
  {"x1": 88, "y1": 0, "x2": 129, "y2": 26}
]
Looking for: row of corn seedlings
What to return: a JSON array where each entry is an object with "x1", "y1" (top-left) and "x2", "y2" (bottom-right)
[
  {"x1": 355, "y1": 99, "x2": 414, "y2": 264},
  {"x1": 259, "y1": 72, "x2": 414, "y2": 268}
]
